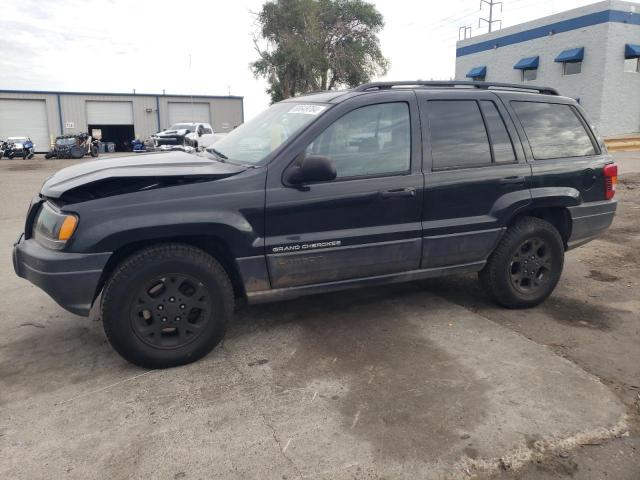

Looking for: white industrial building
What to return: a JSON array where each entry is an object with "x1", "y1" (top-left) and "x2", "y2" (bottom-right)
[
  {"x1": 0, "y1": 90, "x2": 244, "y2": 152},
  {"x1": 455, "y1": 0, "x2": 640, "y2": 136}
]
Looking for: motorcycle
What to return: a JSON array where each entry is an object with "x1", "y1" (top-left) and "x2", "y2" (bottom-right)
[{"x1": 4, "y1": 137, "x2": 35, "y2": 159}]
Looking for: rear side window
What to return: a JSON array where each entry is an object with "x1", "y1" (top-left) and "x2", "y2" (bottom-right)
[
  {"x1": 511, "y1": 101, "x2": 597, "y2": 160},
  {"x1": 480, "y1": 101, "x2": 516, "y2": 163},
  {"x1": 427, "y1": 100, "x2": 491, "y2": 169}
]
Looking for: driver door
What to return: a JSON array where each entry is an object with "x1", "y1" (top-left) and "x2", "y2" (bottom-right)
[{"x1": 264, "y1": 93, "x2": 424, "y2": 289}]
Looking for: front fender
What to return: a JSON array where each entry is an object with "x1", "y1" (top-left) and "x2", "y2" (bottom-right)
[{"x1": 64, "y1": 168, "x2": 267, "y2": 259}]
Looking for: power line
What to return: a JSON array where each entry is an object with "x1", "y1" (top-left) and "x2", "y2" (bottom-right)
[{"x1": 479, "y1": 0, "x2": 503, "y2": 32}]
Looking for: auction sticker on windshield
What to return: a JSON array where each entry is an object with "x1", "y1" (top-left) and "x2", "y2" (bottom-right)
[{"x1": 288, "y1": 104, "x2": 327, "y2": 115}]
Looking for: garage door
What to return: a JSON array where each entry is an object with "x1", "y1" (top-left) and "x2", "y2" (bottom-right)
[
  {"x1": 86, "y1": 101, "x2": 134, "y2": 125},
  {"x1": 168, "y1": 102, "x2": 211, "y2": 125},
  {"x1": 0, "y1": 99, "x2": 50, "y2": 152}
]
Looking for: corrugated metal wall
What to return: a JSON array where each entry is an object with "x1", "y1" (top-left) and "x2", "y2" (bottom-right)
[
  {"x1": 0, "y1": 91, "x2": 244, "y2": 146},
  {"x1": 0, "y1": 92, "x2": 60, "y2": 148},
  {"x1": 158, "y1": 96, "x2": 243, "y2": 134}
]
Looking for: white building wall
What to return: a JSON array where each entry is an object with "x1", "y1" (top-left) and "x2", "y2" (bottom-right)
[
  {"x1": 455, "y1": 0, "x2": 640, "y2": 136},
  {"x1": 600, "y1": 21, "x2": 640, "y2": 134}
]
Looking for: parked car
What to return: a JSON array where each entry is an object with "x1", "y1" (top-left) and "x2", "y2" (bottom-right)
[
  {"x1": 152, "y1": 122, "x2": 220, "y2": 149},
  {"x1": 5, "y1": 136, "x2": 35, "y2": 159},
  {"x1": 13, "y1": 81, "x2": 618, "y2": 368},
  {"x1": 44, "y1": 133, "x2": 99, "y2": 159}
]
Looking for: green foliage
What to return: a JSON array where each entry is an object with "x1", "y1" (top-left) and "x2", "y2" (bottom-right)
[{"x1": 251, "y1": 0, "x2": 389, "y2": 103}]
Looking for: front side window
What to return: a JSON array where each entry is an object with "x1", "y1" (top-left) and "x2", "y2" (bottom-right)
[
  {"x1": 624, "y1": 57, "x2": 639, "y2": 73},
  {"x1": 305, "y1": 102, "x2": 410, "y2": 178},
  {"x1": 563, "y1": 61, "x2": 582, "y2": 75},
  {"x1": 511, "y1": 101, "x2": 597, "y2": 160},
  {"x1": 522, "y1": 69, "x2": 537, "y2": 81},
  {"x1": 427, "y1": 100, "x2": 491, "y2": 169}
]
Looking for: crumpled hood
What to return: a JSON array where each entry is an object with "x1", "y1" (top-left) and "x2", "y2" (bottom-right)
[{"x1": 41, "y1": 151, "x2": 245, "y2": 198}]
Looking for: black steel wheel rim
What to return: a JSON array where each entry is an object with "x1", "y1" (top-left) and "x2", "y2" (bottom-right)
[
  {"x1": 130, "y1": 274, "x2": 212, "y2": 349},
  {"x1": 508, "y1": 237, "x2": 553, "y2": 294}
]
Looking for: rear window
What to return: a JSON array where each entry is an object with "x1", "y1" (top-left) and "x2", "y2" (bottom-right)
[{"x1": 511, "y1": 101, "x2": 597, "y2": 160}]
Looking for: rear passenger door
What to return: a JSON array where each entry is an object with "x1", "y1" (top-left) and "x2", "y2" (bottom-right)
[{"x1": 417, "y1": 91, "x2": 532, "y2": 268}]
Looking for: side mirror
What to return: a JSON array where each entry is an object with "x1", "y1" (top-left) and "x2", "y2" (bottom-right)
[{"x1": 287, "y1": 155, "x2": 337, "y2": 185}]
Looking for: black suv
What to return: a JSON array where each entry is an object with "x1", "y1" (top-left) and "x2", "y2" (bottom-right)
[{"x1": 13, "y1": 81, "x2": 618, "y2": 368}]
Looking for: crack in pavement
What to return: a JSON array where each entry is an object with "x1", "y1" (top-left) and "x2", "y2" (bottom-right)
[{"x1": 220, "y1": 345, "x2": 304, "y2": 479}]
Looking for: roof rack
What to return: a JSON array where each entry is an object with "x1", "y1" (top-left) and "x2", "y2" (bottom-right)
[{"x1": 353, "y1": 80, "x2": 559, "y2": 96}]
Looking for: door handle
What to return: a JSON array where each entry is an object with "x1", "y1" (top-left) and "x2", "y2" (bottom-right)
[
  {"x1": 380, "y1": 187, "x2": 416, "y2": 199},
  {"x1": 498, "y1": 176, "x2": 526, "y2": 185}
]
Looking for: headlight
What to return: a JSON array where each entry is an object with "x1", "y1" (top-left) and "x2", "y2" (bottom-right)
[{"x1": 33, "y1": 202, "x2": 78, "y2": 250}]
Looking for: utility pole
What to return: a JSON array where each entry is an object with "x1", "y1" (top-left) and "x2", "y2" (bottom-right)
[{"x1": 479, "y1": 0, "x2": 503, "y2": 33}]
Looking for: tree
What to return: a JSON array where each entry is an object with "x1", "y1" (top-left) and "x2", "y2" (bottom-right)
[{"x1": 251, "y1": 0, "x2": 388, "y2": 103}]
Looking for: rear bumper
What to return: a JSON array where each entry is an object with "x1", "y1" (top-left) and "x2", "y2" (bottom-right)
[
  {"x1": 567, "y1": 200, "x2": 617, "y2": 250},
  {"x1": 13, "y1": 235, "x2": 111, "y2": 316}
]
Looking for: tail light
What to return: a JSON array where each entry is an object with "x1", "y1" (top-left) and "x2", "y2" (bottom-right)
[{"x1": 603, "y1": 163, "x2": 618, "y2": 200}]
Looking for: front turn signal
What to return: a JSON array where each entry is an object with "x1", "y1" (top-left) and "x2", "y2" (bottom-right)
[{"x1": 58, "y1": 215, "x2": 78, "y2": 241}]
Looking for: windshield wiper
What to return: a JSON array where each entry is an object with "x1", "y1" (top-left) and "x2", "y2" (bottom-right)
[
  {"x1": 204, "y1": 148, "x2": 259, "y2": 168},
  {"x1": 208, "y1": 147, "x2": 228, "y2": 160}
]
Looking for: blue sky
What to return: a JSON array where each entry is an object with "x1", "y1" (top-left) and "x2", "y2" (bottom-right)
[{"x1": 0, "y1": 0, "x2": 597, "y2": 119}]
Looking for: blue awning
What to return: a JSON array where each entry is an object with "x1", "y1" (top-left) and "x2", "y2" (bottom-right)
[
  {"x1": 625, "y1": 44, "x2": 640, "y2": 59},
  {"x1": 466, "y1": 66, "x2": 487, "y2": 78},
  {"x1": 555, "y1": 47, "x2": 584, "y2": 63},
  {"x1": 513, "y1": 56, "x2": 539, "y2": 70}
]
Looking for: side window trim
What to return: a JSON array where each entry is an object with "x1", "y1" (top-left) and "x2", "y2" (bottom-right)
[
  {"x1": 479, "y1": 100, "x2": 519, "y2": 165},
  {"x1": 477, "y1": 100, "x2": 496, "y2": 164}
]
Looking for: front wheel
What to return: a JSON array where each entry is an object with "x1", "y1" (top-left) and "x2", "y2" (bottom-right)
[
  {"x1": 479, "y1": 217, "x2": 564, "y2": 308},
  {"x1": 101, "y1": 244, "x2": 234, "y2": 368},
  {"x1": 90, "y1": 145, "x2": 99, "y2": 157}
]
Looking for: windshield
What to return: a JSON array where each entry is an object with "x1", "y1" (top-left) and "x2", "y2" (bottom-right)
[
  {"x1": 168, "y1": 123, "x2": 196, "y2": 131},
  {"x1": 56, "y1": 138, "x2": 76, "y2": 146},
  {"x1": 207, "y1": 102, "x2": 327, "y2": 164}
]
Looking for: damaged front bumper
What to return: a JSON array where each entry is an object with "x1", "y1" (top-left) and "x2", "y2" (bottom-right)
[{"x1": 13, "y1": 234, "x2": 111, "y2": 316}]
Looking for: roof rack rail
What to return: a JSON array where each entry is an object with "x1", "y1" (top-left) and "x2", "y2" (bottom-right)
[{"x1": 353, "y1": 80, "x2": 559, "y2": 96}]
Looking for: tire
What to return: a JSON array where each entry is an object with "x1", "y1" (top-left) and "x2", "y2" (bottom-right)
[
  {"x1": 479, "y1": 217, "x2": 564, "y2": 309},
  {"x1": 101, "y1": 243, "x2": 234, "y2": 368},
  {"x1": 90, "y1": 145, "x2": 98, "y2": 157}
]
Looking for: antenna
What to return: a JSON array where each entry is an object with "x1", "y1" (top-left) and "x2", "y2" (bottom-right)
[
  {"x1": 459, "y1": 25, "x2": 472, "y2": 40},
  {"x1": 479, "y1": 0, "x2": 503, "y2": 33}
]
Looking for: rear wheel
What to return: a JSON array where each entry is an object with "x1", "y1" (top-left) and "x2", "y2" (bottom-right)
[
  {"x1": 479, "y1": 217, "x2": 564, "y2": 308},
  {"x1": 101, "y1": 244, "x2": 234, "y2": 368}
]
